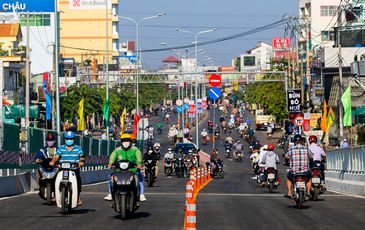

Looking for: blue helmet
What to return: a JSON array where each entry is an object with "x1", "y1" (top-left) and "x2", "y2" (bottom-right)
[{"x1": 64, "y1": 131, "x2": 75, "y2": 139}]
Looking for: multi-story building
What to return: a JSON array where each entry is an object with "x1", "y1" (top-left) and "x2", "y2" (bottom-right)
[
  {"x1": 246, "y1": 41, "x2": 272, "y2": 70},
  {"x1": 58, "y1": 0, "x2": 120, "y2": 65}
]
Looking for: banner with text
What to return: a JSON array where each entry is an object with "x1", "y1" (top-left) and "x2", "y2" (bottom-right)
[{"x1": 287, "y1": 89, "x2": 302, "y2": 113}]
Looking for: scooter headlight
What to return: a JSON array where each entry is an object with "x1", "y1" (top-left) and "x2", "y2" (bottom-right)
[{"x1": 119, "y1": 162, "x2": 129, "y2": 170}]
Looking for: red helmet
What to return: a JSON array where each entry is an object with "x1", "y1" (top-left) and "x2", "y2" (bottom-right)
[
  {"x1": 309, "y1": 135, "x2": 318, "y2": 144},
  {"x1": 267, "y1": 144, "x2": 275, "y2": 151}
]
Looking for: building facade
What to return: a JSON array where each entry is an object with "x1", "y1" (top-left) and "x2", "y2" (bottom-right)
[
  {"x1": 247, "y1": 41, "x2": 272, "y2": 70},
  {"x1": 58, "y1": 0, "x2": 120, "y2": 65}
]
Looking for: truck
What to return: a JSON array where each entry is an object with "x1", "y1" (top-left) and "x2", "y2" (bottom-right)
[{"x1": 255, "y1": 109, "x2": 275, "y2": 130}]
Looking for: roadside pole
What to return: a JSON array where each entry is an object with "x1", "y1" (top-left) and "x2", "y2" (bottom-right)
[
  {"x1": 0, "y1": 60, "x2": 4, "y2": 150},
  {"x1": 213, "y1": 100, "x2": 216, "y2": 149}
]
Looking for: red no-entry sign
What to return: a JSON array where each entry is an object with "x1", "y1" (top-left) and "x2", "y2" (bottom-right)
[{"x1": 209, "y1": 74, "x2": 222, "y2": 87}]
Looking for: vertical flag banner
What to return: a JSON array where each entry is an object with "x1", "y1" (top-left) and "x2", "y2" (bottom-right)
[
  {"x1": 77, "y1": 98, "x2": 85, "y2": 131},
  {"x1": 341, "y1": 86, "x2": 352, "y2": 127},
  {"x1": 132, "y1": 113, "x2": 140, "y2": 139},
  {"x1": 42, "y1": 73, "x2": 51, "y2": 121},
  {"x1": 103, "y1": 97, "x2": 110, "y2": 127},
  {"x1": 326, "y1": 107, "x2": 335, "y2": 133},
  {"x1": 120, "y1": 107, "x2": 127, "y2": 135},
  {"x1": 320, "y1": 99, "x2": 327, "y2": 132}
]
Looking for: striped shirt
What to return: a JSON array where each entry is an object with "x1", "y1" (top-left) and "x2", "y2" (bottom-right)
[
  {"x1": 285, "y1": 144, "x2": 313, "y2": 173},
  {"x1": 56, "y1": 145, "x2": 84, "y2": 163}
]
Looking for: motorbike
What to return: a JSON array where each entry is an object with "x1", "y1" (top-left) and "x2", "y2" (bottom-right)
[
  {"x1": 37, "y1": 162, "x2": 58, "y2": 205},
  {"x1": 292, "y1": 174, "x2": 308, "y2": 208},
  {"x1": 164, "y1": 158, "x2": 174, "y2": 176},
  {"x1": 265, "y1": 167, "x2": 279, "y2": 193},
  {"x1": 223, "y1": 126, "x2": 227, "y2": 134},
  {"x1": 175, "y1": 156, "x2": 186, "y2": 178},
  {"x1": 256, "y1": 166, "x2": 265, "y2": 184},
  {"x1": 310, "y1": 163, "x2": 323, "y2": 201},
  {"x1": 224, "y1": 147, "x2": 231, "y2": 158},
  {"x1": 202, "y1": 136, "x2": 208, "y2": 145},
  {"x1": 111, "y1": 160, "x2": 139, "y2": 219},
  {"x1": 55, "y1": 162, "x2": 79, "y2": 214},
  {"x1": 234, "y1": 150, "x2": 243, "y2": 162},
  {"x1": 184, "y1": 157, "x2": 194, "y2": 176},
  {"x1": 212, "y1": 159, "x2": 224, "y2": 179},
  {"x1": 144, "y1": 159, "x2": 157, "y2": 187},
  {"x1": 215, "y1": 131, "x2": 220, "y2": 140}
]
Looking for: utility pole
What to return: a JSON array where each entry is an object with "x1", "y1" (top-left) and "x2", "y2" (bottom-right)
[
  {"x1": 306, "y1": 18, "x2": 311, "y2": 107},
  {"x1": 55, "y1": 2, "x2": 61, "y2": 144},
  {"x1": 337, "y1": 5, "x2": 344, "y2": 138},
  {"x1": 25, "y1": 12, "x2": 30, "y2": 153},
  {"x1": 0, "y1": 60, "x2": 4, "y2": 150}
]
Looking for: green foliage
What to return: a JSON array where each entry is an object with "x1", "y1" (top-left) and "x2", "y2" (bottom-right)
[{"x1": 245, "y1": 82, "x2": 287, "y2": 122}]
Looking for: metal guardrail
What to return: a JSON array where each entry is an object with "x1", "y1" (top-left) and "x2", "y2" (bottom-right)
[{"x1": 327, "y1": 146, "x2": 365, "y2": 174}]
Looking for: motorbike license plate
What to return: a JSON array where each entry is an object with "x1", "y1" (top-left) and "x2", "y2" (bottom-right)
[
  {"x1": 312, "y1": 177, "x2": 320, "y2": 184},
  {"x1": 296, "y1": 181, "x2": 305, "y2": 189},
  {"x1": 268, "y1": 173, "x2": 275, "y2": 179}
]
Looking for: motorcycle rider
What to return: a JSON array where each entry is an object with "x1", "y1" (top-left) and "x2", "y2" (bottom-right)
[
  {"x1": 107, "y1": 133, "x2": 146, "y2": 202},
  {"x1": 260, "y1": 144, "x2": 280, "y2": 186},
  {"x1": 210, "y1": 148, "x2": 219, "y2": 174},
  {"x1": 201, "y1": 129, "x2": 209, "y2": 143},
  {"x1": 163, "y1": 148, "x2": 176, "y2": 174},
  {"x1": 225, "y1": 136, "x2": 234, "y2": 146},
  {"x1": 157, "y1": 121, "x2": 163, "y2": 134},
  {"x1": 219, "y1": 115, "x2": 225, "y2": 124},
  {"x1": 284, "y1": 134, "x2": 313, "y2": 200},
  {"x1": 308, "y1": 135, "x2": 326, "y2": 187},
  {"x1": 49, "y1": 131, "x2": 85, "y2": 206},
  {"x1": 35, "y1": 133, "x2": 57, "y2": 190},
  {"x1": 153, "y1": 142, "x2": 161, "y2": 177},
  {"x1": 232, "y1": 140, "x2": 243, "y2": 159},
  {"x1": 144, "y1": 147, "x2": 160, "y2": 179},
  {"x1": 208, "y1": 120, "x2": 214, "y2": 133}
]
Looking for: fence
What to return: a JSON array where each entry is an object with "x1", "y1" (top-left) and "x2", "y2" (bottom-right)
[
  {"x1": 327, "y1": 146, "x2": 365, "y2": 174},
  {"x1": 3, "y1": 123, "x2": 20, "y2": 152}
]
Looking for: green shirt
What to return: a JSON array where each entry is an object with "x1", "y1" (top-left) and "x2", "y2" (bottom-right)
[
  {"x1": 109, "y1": 146, "x2": 142, "y2": 173},
  {"x1": 157, "y1": 122, "x2": 163, "y2": 128}
]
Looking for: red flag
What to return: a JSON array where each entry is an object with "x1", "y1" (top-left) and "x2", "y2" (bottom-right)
[
  {"x1": 42, "y1": 72, "x2": 49, "y2": 92},
  {"x1": 132, "y1": 114, "x2": 140, "y2": 139}
]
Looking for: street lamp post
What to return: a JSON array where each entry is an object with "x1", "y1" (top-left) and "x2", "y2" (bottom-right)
[
  {"x1": 118, "y1": 13, "x2": 166, "y2": 116},
  {"x1": 176, "y1": 28, "x2": 216, "y2": 149}
]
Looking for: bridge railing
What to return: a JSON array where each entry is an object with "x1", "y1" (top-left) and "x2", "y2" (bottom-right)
[{"x1": 327, "y1": 146, "x2": 365, "y2": 174}]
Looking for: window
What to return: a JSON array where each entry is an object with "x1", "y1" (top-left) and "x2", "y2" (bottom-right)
[
  {"x1": 321, "y1": 31, "x2": 334, "y2": 41},
  {"x1": 320, "y1": 6, "x2": 337, "y2": 17},
  {"x1": 20, "y1": 14, "x2": 51, "y2": 27}
]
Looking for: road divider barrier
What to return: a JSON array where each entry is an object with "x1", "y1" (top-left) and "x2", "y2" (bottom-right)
[{"x1": 184, "y1": 165, "x2": 213, "y2": 230}]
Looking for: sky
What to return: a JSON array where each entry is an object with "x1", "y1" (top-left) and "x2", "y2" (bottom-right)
[{"x1": 118, "y1": 0, "x2": 298, "y2": 69}]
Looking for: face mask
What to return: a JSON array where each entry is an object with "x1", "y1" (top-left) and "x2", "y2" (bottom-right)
[
  {"x1": 47, "y1": 141, "x2": 55, "y2": 147},
  {"x1": 65, "y1": 139, "x2": 74, "y2": 146},
  {"x1": 122, "y1": 142, "x2": 131, "y2": 149}
]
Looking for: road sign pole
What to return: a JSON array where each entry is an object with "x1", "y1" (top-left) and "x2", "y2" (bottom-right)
[{"x1": 213, "y1": 99, "x2": 216, "y2": 149}]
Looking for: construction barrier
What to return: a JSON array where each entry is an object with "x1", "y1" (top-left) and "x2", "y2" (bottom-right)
[{"x1": 183, "y1": 165, "x2": 213, "y2": 230}]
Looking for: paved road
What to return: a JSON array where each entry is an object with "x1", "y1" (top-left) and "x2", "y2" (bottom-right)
[{"x1": 0, "y1": 110, "x2": 364, "y2": 230}]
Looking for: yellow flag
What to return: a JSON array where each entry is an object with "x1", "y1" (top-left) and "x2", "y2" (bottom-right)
[
  {"x1": 326, "y1": 107, "x2": 335, "y2": 133},
  {"x1": 120, "y1": 107, "x2": 127, "y2": 136},
  {"x1": 77, "y1": 98, "x2": 85, "y2": 131},
  {"x1": 320, "y1": 100, "x2": 327, "y2": 132}
]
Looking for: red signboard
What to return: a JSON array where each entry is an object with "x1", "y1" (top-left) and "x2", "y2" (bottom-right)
[
  {"x1": 209, "y1": 74, "x2": 222, "y2": 87},
  {"x1": 218, "y1": 66, "x2": 236, "y2": 72},
  {"x1": 272, "y1": 37, "x2": 291, "y2": 49}
]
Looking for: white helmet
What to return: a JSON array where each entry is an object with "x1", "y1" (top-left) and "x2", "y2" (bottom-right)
[{"x1": 263, "y1": 144, "x2": 268, "y2": 150}]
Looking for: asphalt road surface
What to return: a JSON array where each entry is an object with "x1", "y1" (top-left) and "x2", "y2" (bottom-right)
[{"x1": 0, "y1": 109, "x2": 364, "y2": 230}]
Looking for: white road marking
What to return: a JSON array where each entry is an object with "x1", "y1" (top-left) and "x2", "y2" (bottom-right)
[{"x1": 327, "y1": 189, "x2": 365, "y2": 199}]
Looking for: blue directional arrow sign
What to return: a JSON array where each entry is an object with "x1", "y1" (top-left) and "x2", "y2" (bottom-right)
[
  {"x1": 183, "y1": 103, "x2": 189, "y2": 111},
  {"x1": 176, "y1": 106, "x2": 182, "y2": 113},
  {"x1": 208, "y1": 87, "x2": 222, "y2": 100}
]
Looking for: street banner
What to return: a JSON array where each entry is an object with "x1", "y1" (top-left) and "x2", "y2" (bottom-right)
[{"x1": 287, "y1": 89, "x2": 302, "y2": 112}]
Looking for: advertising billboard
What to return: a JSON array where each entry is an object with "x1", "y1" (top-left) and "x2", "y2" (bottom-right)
[
  {"x1": 272, "y1": 37, "x2": 291, "y2": 49},
  {"x1": 69, "y1": 0, "x2": 112, "y2": 10},
  {"x1": 1, "y1": 0, "x2": 55, "y2": 12}
]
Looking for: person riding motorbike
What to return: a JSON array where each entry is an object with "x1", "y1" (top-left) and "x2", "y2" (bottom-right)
[
  {"x1": 164, "y1": 148, "x2": 176, "y2": 174},
  {"x1": 210, "y1": 148, "x2": 219, "y2": 174},
  {"x1": 35, "y1": 133, "x2": 58, "y2": 190},
  {"x1": 157, "y1": 121, "x2": 163, "y2": 134},
  {"x1": 165, "y1": 113, "x2": 170, "y2": 123},
  {"x1": 225, "y1": 136, "x2": 234, "y2": 146},
  {"x1": 201, "y1": 129, "x2": 209, "y2": 144},
  {"x1": 105, "y1": 133, "x2": 145, "y2": 202},
  {"x1": 284, "y1": 134, "x2": 313, "y2": 200},
  {"x1": 219, "y1": 115, "x2": 225, "y2": 124},
  {"x1": 232, "y1": 140, "x2": 243, "y2": 159},
  {"x1": 259, "y1": 144, "x2": 280, "y2": 187},
  {"x1": 50, "y1": 131, "x2": 85, "y2": 206},
  {"x1": 144, "y1": 147, "x2": 160, "y2": 179},
  {"x1": 249, "y1": 147, "x2": 259, "y2": 172},
  {"x1": 208, "y1": 120, "x2": 214, "y2": 133},
  {"x1": 308, "y1": 135, "x2": 326, "y2": 187}
]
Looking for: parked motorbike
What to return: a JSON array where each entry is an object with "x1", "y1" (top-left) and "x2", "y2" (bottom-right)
[
  {"x1": 55, "y1": 162, "x2": 79, "y2": 214},
  {"x1": 111, "y1": 160, "x2": 139, "y2": 219},
  {"x1": 144, "y1": 160, "x2": 157, "y2": 187},
  {"x1": 292, "y1": 174, "x2": 308, "y2": 208},
  {"x1": 164, "y1": 158, "x2": 174, "y2": 176},
  {"x1": 37, "y1": 164, "x2": 58, "y2": 205},
  {"x1": 265, "y1": 167, "x2": 279, "y2": 193}
]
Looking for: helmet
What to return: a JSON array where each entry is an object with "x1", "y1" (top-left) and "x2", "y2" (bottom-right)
[
  {"x1": 309, "y1": 135, "x2": 317, "y2": 144},
  {"x1": 120, "y1": 133, "x2": 132, "y2": 142},
  {"x1": 343, "y1": 138, "x2": 347, "y2": 142},
  {"x1": 293, "y1": 134, "x2": 302, "y2": 143},
  {"x1": 263, "y1": 144, "x2": 268, "y2": 150},
  {"x1": 203, "y1": 129, "x2": 206, "y2": 131},
  {"x1": 237, "y1": 140, "x2": 241, "y2": 143},
  {"x1": 46, "y1": 133, "x2": 55, "y2": 141},
  {"x1": 64, "y1": 131, "x2": 75, "y2": 139},
  {"x1": 188, "y1": 149, "x2": 193, "y2": 153},
  {"x1": 267, "y1": 144, "x2": 275, "y2": 151},
  {"x1": 168, "y1": 148, "x2": 173, "y2": 152}
]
